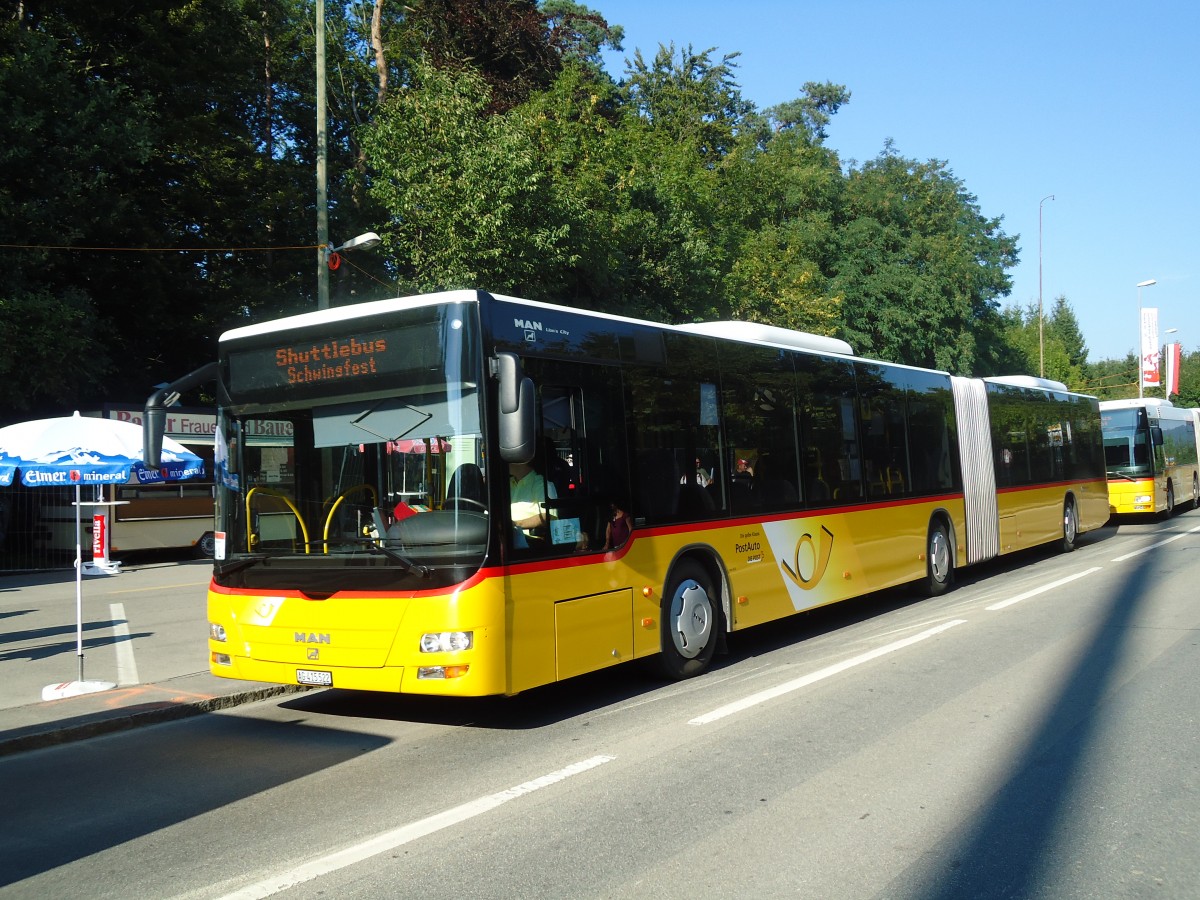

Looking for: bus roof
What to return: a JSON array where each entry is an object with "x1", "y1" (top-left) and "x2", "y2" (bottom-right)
[
  {"x1": 986, "y1": 375, "x2": 1070, "y2": 392},
  {"x1": 218, "y1": 290, "x2": 479, "y2": 343},
  {"x1": 1099, "y1": 398, "x2": 1176, "y2": 410},
  {"x1": 219, "y1": 290, "x2": 1082, "y2": 391}
]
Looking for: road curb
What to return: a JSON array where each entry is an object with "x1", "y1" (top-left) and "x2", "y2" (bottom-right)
[{"x1": 0, "y1": 684, "x2": 311, "y2": 758}]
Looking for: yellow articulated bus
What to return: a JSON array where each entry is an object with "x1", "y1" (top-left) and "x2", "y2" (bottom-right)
[
  {"x1": 144, "y1": 290, "x2": 1109, "y2": 696},
  {"x1": 1100, "y1": 398, "x2": 1200, "y2": 516}
]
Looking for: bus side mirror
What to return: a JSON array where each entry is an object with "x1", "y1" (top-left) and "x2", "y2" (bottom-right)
[
  {"x1": 493, "y1": 353, "x2": 536, "y2": 464},
  {"x1": 1151, "y1": 426, "x2": 1164, "y2": 446},
  {"x1": 143, "y1": 390, "x2": 171, "y2": 469},
  {"x1": 142, "y1": 361, "x2": 219, "y2": 468}
]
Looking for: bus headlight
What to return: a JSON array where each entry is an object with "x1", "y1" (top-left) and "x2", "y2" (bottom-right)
[
  {"x1": 419, "y1": 631, "x2": 473, "y2": 653},
  {"x1": 210, "y1": 622, "x2": 228, "y2": 643}
]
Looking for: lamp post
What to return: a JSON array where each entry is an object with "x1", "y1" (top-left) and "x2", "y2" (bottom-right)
[
  {"x1": 318, "y1": 232, "x2": 382, "y2": 309},
  {"x1": 1137, "y1": 278, "x2": 1156, "y2": 398},
  {"x1": 1039, "y1": 194, "x2": 1054, "y2": 377}
]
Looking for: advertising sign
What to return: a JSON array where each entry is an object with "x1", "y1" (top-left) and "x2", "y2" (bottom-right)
[{"x1": 1140, "y1": 307, "x2": 1160, "y2": 389}]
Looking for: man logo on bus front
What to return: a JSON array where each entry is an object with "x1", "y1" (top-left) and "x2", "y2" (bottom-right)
[{"x1": 781, "y1": 525, "x2": 835, "y2": 591}]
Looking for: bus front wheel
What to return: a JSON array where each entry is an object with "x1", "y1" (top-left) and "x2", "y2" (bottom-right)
[
  {"x1": 659, "y1": 560, "x2": 719, "y2": 679},
  {"x1": 924, "y1": 521, "x2": 953, "y2": 597},
  {"x1": 1162, "y1": 483, "x2": 1175, "y2": 519},
  {"x1": 1192, "y1": 475, "x2": 1199, "y2": 510}
]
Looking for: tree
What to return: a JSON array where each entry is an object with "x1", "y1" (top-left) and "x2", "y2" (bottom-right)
[
  {"x1": 0, "y1": 1, "x2": 317, "y2": 417},
  {"x1": 766, "y1": 81, "x2": 851, "y2": 142},
  {"x1": 833, "y1": 146, "x2": 1018, "y2": 374},
  {"x1": 718, "y1": 102, "x2": 846, "y2": 333},
  {"x1": 361, "y1": 61, "x2": 574, "y2": 293},
  {"x1": 541, "y1": 0, "x2": 624, "y2": 73},
  {"x1": 401, "y1": 0, "x2": 562, "y2": 113},
  {"x1": 621, "y1": 43, "x2": 754, "y2": 162},
  {"x1": 999, "y1": 295, "x2": 1088, "y2": 388}
]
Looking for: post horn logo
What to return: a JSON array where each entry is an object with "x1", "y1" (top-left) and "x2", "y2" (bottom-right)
[{"x1": 781, "y1": 525, "x2": 835, "y2": 591}]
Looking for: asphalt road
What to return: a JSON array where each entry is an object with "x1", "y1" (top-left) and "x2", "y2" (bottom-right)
[{"x1": 3, "y1": 510, "x2": 1199, "y2": 899}]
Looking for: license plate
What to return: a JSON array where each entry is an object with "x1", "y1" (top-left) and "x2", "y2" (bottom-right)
[{"x1": 296, "y1": 669, "x2": 333, "y2": 686}]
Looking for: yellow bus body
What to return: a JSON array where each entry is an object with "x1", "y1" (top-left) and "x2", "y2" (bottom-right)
[
  {"x1": 208, "y1": 480, "x2": 1103, "y2": 696},
  {"x1": 1105, "y1": 476, "x2": 1160, "y2": 515}
]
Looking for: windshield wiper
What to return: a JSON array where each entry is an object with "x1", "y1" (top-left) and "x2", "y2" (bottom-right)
[
  {"x1": 342, "y1": 537, "x2": 431, "y2": 577},
  {"x1": 1107, "y1": 471, "x2": 1138, "y2": 482},
  {"x1": 214, "y1": 554, "x2": 268, "y2": 576}
]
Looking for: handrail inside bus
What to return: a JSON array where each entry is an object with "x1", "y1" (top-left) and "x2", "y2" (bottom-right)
[
  {"x1": 245, "y1": 486, "x2": 310, "y2": 554},
  {"x1": 323, "y1": 484, "x2": 379, "y2": 554}
]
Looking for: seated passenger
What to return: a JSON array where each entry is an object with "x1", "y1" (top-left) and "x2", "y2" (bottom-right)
[{"x1": 604, "y1": 497, "x2": 632, "y2": 550}]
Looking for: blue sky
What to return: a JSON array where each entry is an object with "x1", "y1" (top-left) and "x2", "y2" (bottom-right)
[{"x1": 596, "y1": 0, "x2": 1199, "y2": 366}]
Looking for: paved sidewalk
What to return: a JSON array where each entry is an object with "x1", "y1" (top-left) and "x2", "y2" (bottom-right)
[{"x1": 0, "y1": 554, "x2": 305, "y2": 756}]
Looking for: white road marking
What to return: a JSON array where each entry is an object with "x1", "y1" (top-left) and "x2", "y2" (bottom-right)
[
  {"x1": 109, "y1": 602, "x2": 139, "y2": 686},
  {"x1": 985, "y1": 566, "x2": 1103, "y2": 611},
  {"x1": 688, "y1": 619, "x2": 968, "y2": 726},
  {"x1": 213, "y1": 755, "x2": 615, "y2": 900},
  {"x1": 1110, "y1": 524, "x2": 1200, "y2": 562}
]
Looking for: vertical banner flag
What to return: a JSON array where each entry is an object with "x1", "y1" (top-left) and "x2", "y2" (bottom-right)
[
  {"x1": 1165, "y1": 341, "x2": 1181, "y2": 396},
  {"x1": 1141, "y1": 307, "x2": 1160, "y2": 389}
]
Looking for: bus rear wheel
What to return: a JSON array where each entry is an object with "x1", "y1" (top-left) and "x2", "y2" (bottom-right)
[
  {"x1": 924, "y1": 520, "x2": 953, "y2": 597},
  {"x1": 1061, "y1": 499, "x2": 1078, "y2": 552},
  {"x1": 659, "y1": 560, "x2": 719, "y2": 679},
  {"x1": 196, "y1": 532, "x2": 217, "y2": 559},
  {"x1": 1192, "y1": 475, "x2": 1199, "y2": 510}
]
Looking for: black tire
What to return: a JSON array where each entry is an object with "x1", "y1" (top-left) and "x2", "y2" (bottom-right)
[
  {"x1": 196, "y1": 532, "x2": 217, "y2": 559},
  {"x1": 1061, "y1": 499, "x2": 1078, "y2": 552},
  {"x1": 923, "y1": 520, "x2": 953, "y2": 597},
  {"x1": 1162, "y1": 483, "x2": 1175, "y2": 519},
  {"x1": 1192, "y1": 475, "x2": 1199, "y2": 511},
  {"x1": 659, "y1": 559, "x2": 720, "y2": 679}
]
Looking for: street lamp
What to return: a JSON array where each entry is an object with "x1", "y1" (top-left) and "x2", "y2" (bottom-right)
[
  {"x1": 318, "y1": 231, "x2": 382, "y2": 309},
  {"x1": 1137, "y1": 278, "x2": 1156, "y2": 398},
  {"x1": 1039, "y1": 194, "x2": 1054, "y2": 377}
]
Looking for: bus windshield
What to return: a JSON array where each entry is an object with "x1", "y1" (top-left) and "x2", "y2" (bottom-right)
[
  {"x1": 1101, "y1": 407, "x2": 1152, "y2": 478},
  {"x1": 212, "y1": 301, "x2": 487, "y2": 592}
]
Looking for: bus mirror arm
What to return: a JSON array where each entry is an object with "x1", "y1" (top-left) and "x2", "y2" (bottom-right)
[
  {"x1": 492, "y1": 353, "x2": 536, "y2": 464},
  {"x1": 143, "y1": 361, "x2": 219, "y2": 467}
]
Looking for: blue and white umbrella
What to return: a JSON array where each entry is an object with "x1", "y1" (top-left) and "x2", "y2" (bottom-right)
[{"x1": 0, "y1": 412, "x2": 205, "y2": 697}]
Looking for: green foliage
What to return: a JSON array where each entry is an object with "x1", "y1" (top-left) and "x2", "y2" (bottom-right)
[
  {"x1": 833, "y1": 147, "x2": 1018, "y2": 373},
  {"x1": 999, "y1": 295, "x2": 1089, "y2": 389},
  {"x1": 361, "y1": 61, "x2": 574, "y2": 294},
  {"x1": 0, "y1": 290, "x2": 110, "y2": 413},
  {"x1": 2, "y1": 1, "x2": 1047, "y2": 422},
  {"x1": 541, "y1": 0, "x2": 625, "y2": 72}
]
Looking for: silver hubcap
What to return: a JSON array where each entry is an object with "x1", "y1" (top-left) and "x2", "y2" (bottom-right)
[
  {"x1": 1064, "y1": 506, "x2": 1077, "y2": 544},
  {"x1": 929, "y1": 530, "x2": 949, "y2": 583},
  {"x1": 670, "y1": 580, "x2": 713, "y2": 659}
]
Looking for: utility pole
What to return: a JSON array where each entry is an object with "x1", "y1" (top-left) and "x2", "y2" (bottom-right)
[{"x1": 316, "y1": 0, "x2": 330, "y2": 309}]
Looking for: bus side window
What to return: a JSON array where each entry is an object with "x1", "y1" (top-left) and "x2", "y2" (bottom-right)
[
  {"x1": 797, "y1": 356, "x2": 862, "y2": 505},
  {"x1": 516, "y1": 361, "x2": 627, "y2": 555}
]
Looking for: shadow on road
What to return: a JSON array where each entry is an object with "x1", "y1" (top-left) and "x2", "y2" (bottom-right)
[{"x1": 888, "y1": 518, "x2": 1173, "y2": 898}]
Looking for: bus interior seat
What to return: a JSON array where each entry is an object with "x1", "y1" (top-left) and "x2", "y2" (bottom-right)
[
  {"x1": 677, "y1": 482, "x2": 714, "y2": 517},
  {"x1": 446, "y1": 463, "x2": 486, "y2": 509},
  {"x1": 637, "y1": 449, "x2": 680, "y2": 520}
]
